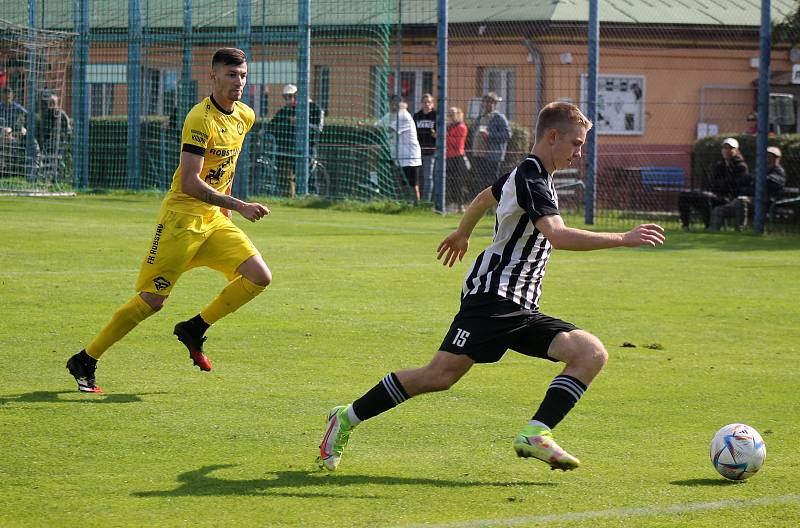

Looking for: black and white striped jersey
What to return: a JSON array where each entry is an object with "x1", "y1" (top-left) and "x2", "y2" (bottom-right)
[{"x1": 461, "y1": 155, "x2": 559, "y2": 310}]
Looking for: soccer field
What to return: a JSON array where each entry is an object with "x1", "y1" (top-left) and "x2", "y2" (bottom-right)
[{"x1": 1, "y1": 194, "x2": 799, "y2": 527}]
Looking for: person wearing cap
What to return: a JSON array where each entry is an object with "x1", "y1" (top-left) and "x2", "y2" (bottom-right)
[
  {"x1": 764, "y1": 146, "x2": 787, "y2": 200},
  {"x1": 265, "y1": 83, "x2": 324, "y2": 197},
  {"x1": 678, "y1": 137, "x2": 748, "y2": 231},
  {"x1": 467, "y1": 92, "x2": 512, "y2": 198},
  {"x1": 710, "y1": 145, "x2": 786, "y2": 231}
]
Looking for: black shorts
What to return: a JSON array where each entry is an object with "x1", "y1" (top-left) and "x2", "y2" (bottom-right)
[
  {"x1": 402, "y1": 165, "x2": 421, "y2": 187},
  {"x1": 439, "y1": 294, "x2": 578, "y2": 363}
]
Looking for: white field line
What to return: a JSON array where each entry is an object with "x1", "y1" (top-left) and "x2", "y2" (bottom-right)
[{"x1": 399, "y1": 494, "x2": 800, "y2": 528}]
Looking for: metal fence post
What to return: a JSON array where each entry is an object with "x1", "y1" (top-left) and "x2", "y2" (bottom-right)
[
  {"x1": 235, "y1": 0, "x2": 252, "y2": 200},
  {"x1": 754, "y1": 0, "x2": 771, "y2": 234},
  {"x1": 434, "y1": 0, "x2": 447, "y2": 213},
  {"x1": 72, "y1": 0, "x2": 90, "y2": 188},
  {"x1": 127, "y1": 0, "x2": 142, "y2": 189},
  {"x1": 295, "y1": 0, "x2": 311, "y2": 196},
  {"x1": 26, "y1": 0, "x2": 37, "y2": 181},
  {"x1": 584, "y1": 0, "x2": 599, "y2": 225},
  {"x1": 180, "y1": 0, "x2": 193, "y2": 126}
]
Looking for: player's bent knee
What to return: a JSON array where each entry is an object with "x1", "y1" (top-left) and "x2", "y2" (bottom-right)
[
  {"x1": 585, "y1": 344, "x2": 608, "y2": 371},
  {"x1": 551, "y1": 330, "x2": 606, "y2": 369},
  {"x1": 139, "y1": 292, "x2": 167, "y2": 311},
  {"x1": 254, "y1": 268, "x2": 272, "y2": 287}
]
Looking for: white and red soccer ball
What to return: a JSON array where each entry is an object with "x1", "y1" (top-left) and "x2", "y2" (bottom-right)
[{"x1": 710, "y1": 423, "x2": 766, "y2": 480}]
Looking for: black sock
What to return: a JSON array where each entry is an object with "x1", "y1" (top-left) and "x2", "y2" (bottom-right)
[
  {"x1": 189, "y1": 314, "x2": 210, "y2": 334},
  {"x1": 78, "y1": 349, "x2": 97, "y2": 366},
  {"x1": 351, "y1": 372, "x2": 410, "y2": 422},
  {"x1": 531, "y1": 374, "x2": 587, "y2": 429}
]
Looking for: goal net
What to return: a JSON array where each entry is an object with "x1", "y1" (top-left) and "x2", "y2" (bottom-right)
[{"x1": 0, "y1": 18, "x2": 75, "y2": 195}]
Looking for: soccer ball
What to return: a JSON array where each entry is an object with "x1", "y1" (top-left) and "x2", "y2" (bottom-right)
[{"x1": 709, "y1": 423, "x2": 766, "y2": 480}]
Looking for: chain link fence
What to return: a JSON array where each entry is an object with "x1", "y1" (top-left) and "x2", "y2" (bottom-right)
[{"x1": 1, "y1": 1, "x2": 798, "y2": 232}]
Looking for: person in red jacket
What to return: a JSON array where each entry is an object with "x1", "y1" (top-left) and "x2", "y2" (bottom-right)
[{"x1": 445, "y1": 106, "x2": 470, "y2": 210}]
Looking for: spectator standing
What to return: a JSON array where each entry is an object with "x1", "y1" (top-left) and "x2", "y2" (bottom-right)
[
  {"x1": 266, "y1": 83, "x2": 323, "y2": 198},
  {"x1": 376, "y1": 95, "x2": 422, "y2": 203},
  {"x1": 37, "y1": 94, "x2": 72, "y2": 180},
  {"x1": 445, "y1": 106, "x2": 470, "y2": 210},
  {"x1": 468, "y1": 92, "x2": 511, "y2": 194},
  {"x1": 678, "y1": 137, "x2": 748, "y2": 230},
  {"x1": 414, "y1": 93, "x2": 437, "y2": 202}
]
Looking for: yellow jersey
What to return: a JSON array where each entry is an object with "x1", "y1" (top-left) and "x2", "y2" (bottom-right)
[{"x1": 162, "y1": 95, "x2": 256, "y2": 215}]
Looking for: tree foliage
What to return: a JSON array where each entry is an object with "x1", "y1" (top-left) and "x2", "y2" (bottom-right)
[{"x1": 774, "y1": 3, "x2": 800, "y2": 44}]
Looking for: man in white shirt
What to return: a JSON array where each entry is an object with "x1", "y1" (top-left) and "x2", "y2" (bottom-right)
[{"x1": 376, "y1": 95, "x2": 422, "y2": 203}]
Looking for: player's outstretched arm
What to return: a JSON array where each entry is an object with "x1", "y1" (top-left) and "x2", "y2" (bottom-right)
[
  {"x1": 179, "y1": 151, "x2": 269, "y2": 222},
  {"x1": 535, "y1": 214, "x2": 665, "y2": 251},
  {"x1": 437, "y1": 187, "x2": 497, "y2": 267}
]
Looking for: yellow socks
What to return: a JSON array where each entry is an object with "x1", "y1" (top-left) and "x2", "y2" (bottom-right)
[
  {"x1": 200, "y1": 275, "x2": 266, "y2": 325},
  {"x1": 85, "y1": 295, "x2": 156, "y2": 359}
]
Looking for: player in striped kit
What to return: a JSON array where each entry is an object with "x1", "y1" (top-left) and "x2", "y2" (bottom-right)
[{"x1": 319, "y1": 101, "x2": 665, "y2": 471}]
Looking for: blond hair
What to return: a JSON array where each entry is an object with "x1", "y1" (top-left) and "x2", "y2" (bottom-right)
[
  {"x1": 447, "y1": 106, "x2": 464, "y2": 122},
  {"x1": 535, "y1": 101, "x2": 592, "y2": 142}
]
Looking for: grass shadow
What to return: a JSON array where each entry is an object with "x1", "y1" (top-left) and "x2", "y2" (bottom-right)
[
  {"x1": 670, "y1": 478, "x2": 744, "y2": 486},
  {"x1": 0, "y1": 390, "x2": 167, "y2": 405},
  {"x1": 133, "y1": 464, "x2": 555, "y2": 499}
]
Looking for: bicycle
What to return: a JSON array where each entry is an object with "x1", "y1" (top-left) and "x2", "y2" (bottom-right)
[
  {"x1": 255, "y1": 130, "x2": 331, "y2": 197},
  {"x1": 308, "y1": 155, "x2": 330, "y2": 197}
]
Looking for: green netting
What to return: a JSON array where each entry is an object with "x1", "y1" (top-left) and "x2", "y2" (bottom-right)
[
  {"x1": 3, "y1": 1, "x2": 800, "y2": 230},
  {"x1": 0, "y1": 18, "x2": 75, "y2": 195}
]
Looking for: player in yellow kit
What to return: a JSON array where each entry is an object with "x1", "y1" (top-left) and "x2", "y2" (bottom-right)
[{"x1": 67, "y1": 48, "x2": 271, "y2": 393}]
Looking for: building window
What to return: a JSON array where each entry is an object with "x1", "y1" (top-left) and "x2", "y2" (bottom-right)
[
  {"x1": 313, "y1": 65, "x2": 330, "y2": 115},
  {"x1": 246, "y1": 60, "x2": 297, "y2": 117},
  {"x1": 87, "y1": 64, "x2": 125, "y2": 117},
  {"x1": 370, "y1": 65, "x2": 390, "y2": 117},
  {"x1": 477, "y1": 67, "x2": 515, "y2": 119},
  {"x1": 386, "y1": 68, "x2": 434, "y2": 114},
  {"x1": 88, "y1": 84, "x2": 115, "y2": 117},
  {"x1": 143, "y1": 68, "x2": 178, "y2": 116},
  {"x1": 580, "y1": 74, "x2": 645, "y2": 135}
]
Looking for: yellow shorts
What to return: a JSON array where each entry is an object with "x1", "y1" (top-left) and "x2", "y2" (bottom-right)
[{"x1": 135, "y1": 209, "x2": 260, "y2": 295}]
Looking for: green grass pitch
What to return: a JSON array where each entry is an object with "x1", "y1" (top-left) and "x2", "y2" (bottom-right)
[{"x1": 1, "y1": 194, "x2": 799, "y2": 527}]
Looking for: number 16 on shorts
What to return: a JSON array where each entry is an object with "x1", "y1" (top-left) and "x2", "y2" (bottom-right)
[{"x1": 453, "y1": 328, "x2": 470, "y2": 347}]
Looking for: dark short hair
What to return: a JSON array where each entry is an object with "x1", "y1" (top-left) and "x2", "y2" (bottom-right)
[
  {"x1": 1, "y1": 87, "x2": 12, "y2": 96},
  {"x1": 212, "y1": 48, "x2": 247, "y2": 68}
]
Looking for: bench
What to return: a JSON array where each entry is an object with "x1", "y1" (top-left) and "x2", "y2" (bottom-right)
[
  {"x1": 768, "y1": 186, "x2": 800, "y2": 230},
  {"x1": 553, "y1": 168, "x2": 584, "y2": 212},
  {"x1": 639, "y1": 166, "x2": 685, "y2": 187}
]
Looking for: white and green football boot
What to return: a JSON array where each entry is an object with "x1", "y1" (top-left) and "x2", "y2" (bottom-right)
[
  {"x1": 318, "y1": 405, "x2": 355, "y2": 471},
  {"x1": 512, "y1": 425, "x2": 580, "y2": 471}
]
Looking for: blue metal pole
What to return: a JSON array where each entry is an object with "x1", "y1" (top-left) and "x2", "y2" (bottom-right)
[
  {"x1": 584, "y1": 0, "x2": 599, "y2": 225},
  {"x1": 127, "y1": 0, "x2": 142, "y2": 189},
  {"x1": 181, "y1": 0, "x2": 192, "y2": 128},
  {"x1": 434, "y1": 0, "x2": 448, "y2": 214},
  {"x1": 26, "y1": 0, "x2": 37, "y2": 181},
  {"x1": 295, "y1": 0, "x2": 311, "y2": 196},
  {"x1": 754, "y1": 0, "x2": 771, "y2": 234},
  {"x1": 71, "y1": 0, "x2": 90, "y2": 188},
  {"x1": 235, "y1": 0, "x2": 251, "y2": 199}
]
